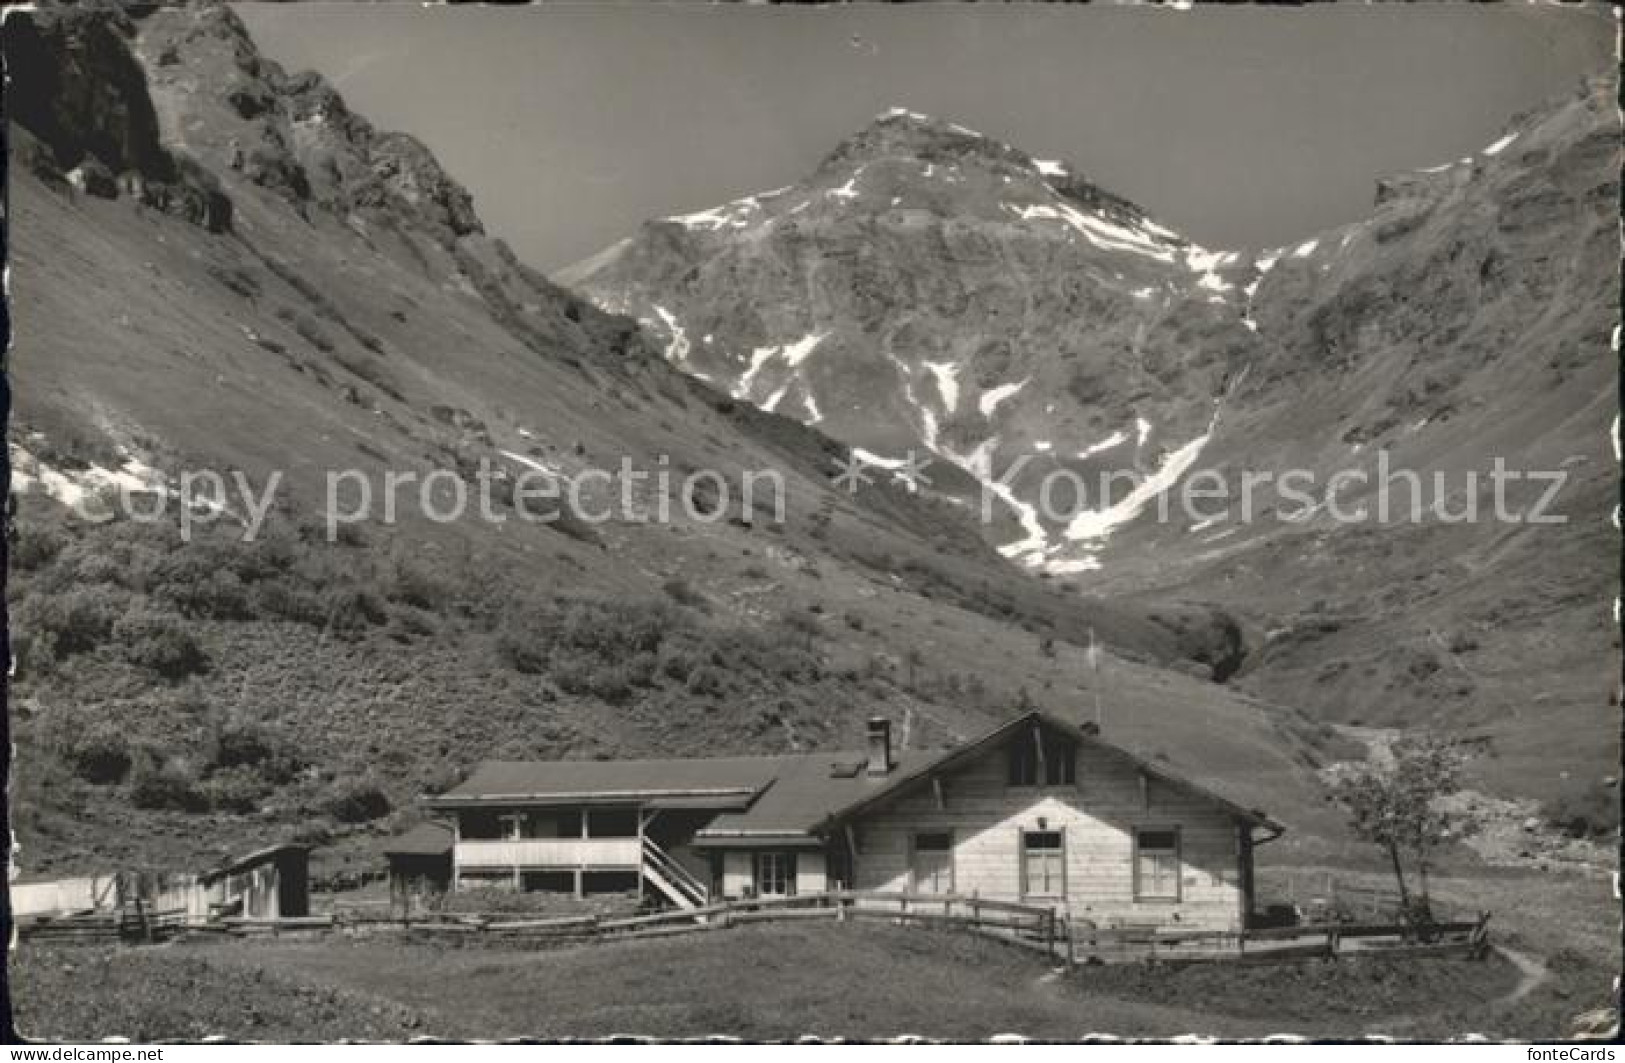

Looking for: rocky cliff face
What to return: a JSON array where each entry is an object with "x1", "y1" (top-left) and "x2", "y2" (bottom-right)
[
  {"x1": 6, "y1": 1, "x2": 232, "y2": 232},
  {"x1": 565, "y1": 108, "x2": 1267, "y2": 572}
]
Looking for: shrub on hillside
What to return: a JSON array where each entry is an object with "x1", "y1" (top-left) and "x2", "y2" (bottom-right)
[
  {"x1": 198, "y1": 765, "x2": 272, "y2": 814},
  {"x1": 684, "y1": 664, "x2": 726, "y2": 697},
  {"x1": 497, "y1": 632, "x2": 549, "y2": 674},
  {"x1": 128, "y1": 751, "x2": 209, "y2": 812},
  {"x1": 290, "y1": 819, "x2": 336, "y2": 846},
  {"x1": 249, "y1": 580, "x2": 328, "y2": 626},
  {"x1": 155, "y1": 567, "x2": 253, "y2": 621},
  {"x1": 550, "y1": 657, "x2": 635, "y2": 704},
  {"x1": 17, "y1": 587, "x2": 125, "y2": 662},
  {"x1": 11, "y1": 521, "x2": 69, "y2": 571},
  {"x1": 1543, "y1": 782, "x2": 1620, "y2": 839},
  {"x1": 113, "y1": 606, "x2": 209, "y2": 679},
  {"x1": 65, "y1": 725, "x2": 134, "y2": 785},
  {"x1": 205, "y1": 721, "x2": 303, "y2": 785},
  {"x1": 320, "y1": 587, "x2": 389, "y2": 636},
  {"x1": 322, "y1": 778, "x2": 392, "y2": 824},
  {"x1": 776, "y1": 608, "x2": 820, "y2": 640},
  {"x1": 661, "y1": 577, "x2": 707, "y2": 609},
  {"x1": 386, "y1": 559, "x2": 454, "y2": 612}
]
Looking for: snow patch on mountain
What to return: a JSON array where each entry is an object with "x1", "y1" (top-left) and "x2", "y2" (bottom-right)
[
  {"x1": 734, "y1": 332, "x2": 828, "y2": 402},
  {"x1": 946, "y1": 437, "x2": 1050, "y2": 561},
  {"x1": 1007, "y1": 201, "x2": 1179, "y2": 263},
  {"x1": 828, "y1": 166, "x2": 867, "y2": 201},
  {"x1": 920, "y1": 406, "x2": 941, "y2": 452},
  {"x1": 1483, "y1": 131, "x2": 1519, "y2": 156},
  {"x1": 1033, "y1": 159, "x2": 1068, "y2": 177},
  {"x1": 853, "y1": 447, "x2": 907, "y2": 470},
  {"x1": 1078, "y1": 430, "x2": 1128, "y2": 460},
  {"x1": 668, "y1": 199, "x2": 758, "y2": 231},
  {"x1": 499, "y1": 448, "x2": 566, "y2": 480},
  {"x1": 925, "y1": 360, "x2": 961, "y2": 411},
  {"x1": 650, "y1": 305, "x2": 691, "y2": 367},
  {"x1": 980, "y1": 379, "x2": 1028, "y2": 418},
  {"x1": 1062, "y1": 427, "x2": 1212, "y2": 544},
  {"x1": 10, "y1": 444, "x2": 164, "y2": 512},
  {"x1": 1186, "y1": 247, "x2": 1240, "y2": 295}
]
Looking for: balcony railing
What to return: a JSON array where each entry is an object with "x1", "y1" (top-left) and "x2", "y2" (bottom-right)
[{"x1": 455, "y1": 837, "x2": 641, "y2": 870}]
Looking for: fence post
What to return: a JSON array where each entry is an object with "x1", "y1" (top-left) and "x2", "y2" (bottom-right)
[{"x1": 1046, "y1": 910, "x2": 1056, "y2": 956}]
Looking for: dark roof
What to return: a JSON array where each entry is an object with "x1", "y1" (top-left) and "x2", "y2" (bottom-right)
[
  {"x1": 427, "y1": 749, "x2": 940, "y2": 836},
  {"x1": 425, "y1": 755, "x2": 786, "y2": 808},
  {"x1": 425, "y1": 711, "x2": 1282, "y2": 841},
  {"x1": 199, "y1": 843, "x2": 310, "y2": 884},
  {"x1": 383, "y1": 821, "x2": 454, "y2": 857},
  {"x1": 819, "y1": 712, "x2": 1284, "y2": 835},
  {"x1": 695, "y1": 749, "x2": 939, "y2": 841}
]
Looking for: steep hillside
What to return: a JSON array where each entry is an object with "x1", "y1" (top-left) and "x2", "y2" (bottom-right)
[
  {"x1": 568, "y1": 85, "x2": 1620, "y2": 813},
  {"x1": 1089, "y1": 81, "x2": 1620, "y2": 810},
  {"x1": 3, "y1": 2, "x2": 1338, "y2": 876}
]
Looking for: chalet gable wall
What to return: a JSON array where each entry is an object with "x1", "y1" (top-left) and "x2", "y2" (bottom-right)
[{"x1": 848, "y1": 735, "x2": 1245, "y2": 930}]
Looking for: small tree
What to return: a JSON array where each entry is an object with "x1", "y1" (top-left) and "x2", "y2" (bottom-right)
[{"x1": 1326, "y1": 734, "x2": 1480, "y2": 929}]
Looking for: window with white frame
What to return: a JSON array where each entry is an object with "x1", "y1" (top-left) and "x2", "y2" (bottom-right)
[
  {"x1": 754, "y1": 851, "x2": 796, "y2": 897},
  {"x1": 1020, "y1": 830, "x2": 1065, "y2": 897},
  {"x1": 1134, "y1": 828, "x2": 1180, "y2": 901}
]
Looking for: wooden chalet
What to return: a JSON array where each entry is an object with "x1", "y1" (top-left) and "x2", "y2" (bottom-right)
[{"x1": 413, "y1": 712, "x2": 1283, "y2": 932}]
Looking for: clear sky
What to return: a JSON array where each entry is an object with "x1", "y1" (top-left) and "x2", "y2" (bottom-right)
[{"x1": 236, "y1": 2, "x2": 1615, "y2": 271}]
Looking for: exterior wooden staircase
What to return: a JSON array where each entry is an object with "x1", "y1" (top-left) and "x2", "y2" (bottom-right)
[{"x1": 641, "y1": 837, "x2": 708, "y2": 910}]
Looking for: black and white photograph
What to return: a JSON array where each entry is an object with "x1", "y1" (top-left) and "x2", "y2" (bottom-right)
[{"x1": 2, "y1": 0, "x2": 1619, "y2": 1046}]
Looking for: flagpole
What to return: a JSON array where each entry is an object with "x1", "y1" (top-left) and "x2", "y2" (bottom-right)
[{"x1": 1089, "y1": 628, "x2": 1103, "y2": 730}]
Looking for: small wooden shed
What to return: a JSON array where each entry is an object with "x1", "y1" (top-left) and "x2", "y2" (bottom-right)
[
  {"x1": 383, "y1": 822, "x2": 454, "y2": 913},
  {"x1": 199, "y1": 843, "x2": 311, "y2": 919}
]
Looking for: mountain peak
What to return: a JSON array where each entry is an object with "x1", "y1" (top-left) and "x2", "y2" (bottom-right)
[
  {"x1": 813, "y1": 107, "x2": 1167, "y2": 239},
  {"x1": 820, "y1": 107, "x2": 1029, "y2": 176}
]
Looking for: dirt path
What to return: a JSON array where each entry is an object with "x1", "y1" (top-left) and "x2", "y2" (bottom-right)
[
  {"x1": 1492, "y1": 944, "x2": 1551, "y2": 1006},
  {"x1": 1369, "y1": 942, "x2": 1549, "y2": 1039}
]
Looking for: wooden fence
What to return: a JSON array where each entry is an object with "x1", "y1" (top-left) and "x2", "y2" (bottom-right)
[
  {"x1": 1278, "y1": 876, "x2": 1468, "y2": 926},
  {"x1": 15, "y1": 904, "x2": 192, "y2": 943},
  {"x1": 1070, "y1": 912, "x2": 1493, "y2": 965},
  {"x1": 16, "y1": 888, "x2": 1491, "y2": 968},
  {"x1": 353, "y1": 891, "x2": 1063, "y2": 952}
]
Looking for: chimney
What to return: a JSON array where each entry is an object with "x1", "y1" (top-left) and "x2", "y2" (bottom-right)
[{"x1": 865, "y1": 717, "x2": 893, "y2": 776}]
